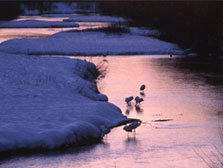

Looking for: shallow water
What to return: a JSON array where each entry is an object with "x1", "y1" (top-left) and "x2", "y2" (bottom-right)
[
  {"x1": 0, "y1": 15, "x2": 109, "y2": 43},
  {"x1": 1, "y1": 14, "x2": 223, "y2": 168},
  {"x1": 1, "y1": 56, "x2": 223, "y2": 168}
]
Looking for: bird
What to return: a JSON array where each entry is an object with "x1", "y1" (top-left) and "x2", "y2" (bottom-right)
[
  {"x1": 125, "y1": 109, "x2": 130, "y2": 115},
  {"x1": 123, "y1": 121, "x2": 142, "y2": 136},
  {"x1": 123, "y1": 125, "x2": 132, "y2": 132},
  {"x1": 123, "y1": 125, "x2": 133, "y2": 136},
  {"x1": 135, "y1": 96, "x2": 144, "y2": 105},
  {"x1": 135, "y1": 105, "x2": 143, "y2": 113},
  {"x1": 129, "y1": 121, "x2": 141, "y2": 132},
  {"x1": 140, "y1": 84, "x2": 146, "y2": 91},
  {"x1": 125, "y1": 96, "x2": 134, "y2": 105}
]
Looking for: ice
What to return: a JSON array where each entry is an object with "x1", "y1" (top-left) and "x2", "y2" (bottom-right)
[
  {"x1": 0, "y1": 20, "x2": 79, "y2": 28},
  {"x1": 0, "y1": 52, "x2": 127, "y2": 151},
  {"x1": 0, "y1": 30, "x2": 183, "y2": 56},
  {"x1": 63, "y1": 14, "x2": 128, "y2": 23}
]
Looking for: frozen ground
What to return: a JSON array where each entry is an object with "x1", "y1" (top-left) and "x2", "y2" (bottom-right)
[
  {"x1": 0, "y1": 20, "x2": 79, "y2": 28},
  {"x1": 0, "y1": 30, "x2": 183, "y2": 56},
  {"x1": 0, "y1": 52, "x2": 127, "y2": 152}
]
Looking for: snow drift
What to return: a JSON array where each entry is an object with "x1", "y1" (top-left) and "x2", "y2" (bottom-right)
[
  {"x1": 63, "y1": 14, "x2": 127, "y2": 23},
  {"x1": 0, "y1": 30, "x2": 183, "y2": 56},
  {"x1": 0, "y1": 52, "x2": 127, "y2": 152}
]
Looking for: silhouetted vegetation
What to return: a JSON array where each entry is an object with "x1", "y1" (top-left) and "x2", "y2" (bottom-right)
[
  {"x1": 98, "y1": 1, "x2": 223, "y2": 58},
  {"x1": 0, "y1": 1, "x2": 54, "y2": 20},
  {"x1": 21, "y1": 1, "x2": 53, "y2": 14},
  {"x1": 0, "y1": 2, "x2": 21, "y2": 20}
]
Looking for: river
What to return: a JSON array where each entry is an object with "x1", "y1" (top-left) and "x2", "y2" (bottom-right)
[{"x1": 0, "y1": 16, "x2": 223, "y2": 168}]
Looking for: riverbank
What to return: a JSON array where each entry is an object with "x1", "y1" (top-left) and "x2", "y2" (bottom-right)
[
  {"x1": 98, "y1": 1, "x2": 223, "y2": 58},
  {"x1": 0, "y1": 52, "x2": 128, "y2": 159},
  {"x1": 1, "y1": 3, "x2": 223, "y2": 167},
  {"x1": 1, "y1": 56, "x2": 223, "y2": 168}
]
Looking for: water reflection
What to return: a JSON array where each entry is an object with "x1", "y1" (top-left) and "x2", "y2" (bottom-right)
[
  {"x1": 1, "y1": 56, "x2": 223, "y2": 168},
  {"x1": 0, "y1": 15, "x2": 110, "y2": 43},
  {"x1": 124, "y1": 136, "x2": 139, "y2": 145},
  {"x1": 135, "y1": 105, "x2": 143, "y2": 114},
  {"x1": 125, "y1": 103, "x2": 134, "y2": 115},
  {"x1": 140, "y1": 91, "x2": 146, "y2": 97}
]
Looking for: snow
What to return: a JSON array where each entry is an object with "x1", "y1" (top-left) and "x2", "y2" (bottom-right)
[
  {"x1": 0, "y1": 52, "x2": 127, "y2": 151},
  {"x1": 50, "y1": 2, "x2": 98, "y2": 14},
  {"x1": 42, "y1": 14, "x2": 81, "y2": 18},
  {"x1": 129, "y1": 27, "x2": 160, "y2": 37},
  {"x1": 63, "y1": 14, "x2": 128, "y2": 23},
  {"x1": 0, "y1": 5, "x2": 185, "y2": 152},
  {"x1": 21, "y1": 2, "x2": 98, "y2": 16},
  {"x1": 0, "y1": 20, "x2": 79, "y2": 28},
  {"x1": 0, "y1": 30, "x2": 183, "y2": 56}
]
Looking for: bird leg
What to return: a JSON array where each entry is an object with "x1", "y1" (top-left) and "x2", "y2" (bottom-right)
[{"x1": 133, "y1": 130, "x2": 136, "y2": 136}]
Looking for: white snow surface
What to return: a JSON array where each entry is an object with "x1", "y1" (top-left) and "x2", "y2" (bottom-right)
[
  {"x1": 0, "y1": 52, "x2": 126, "y2": 151},
  {"x1": 0, "y1": 20, "x2": 79, "y2": 28},
  {"x1": 63, "y1": 14, "x2": 128, "y2": 23},
  {"x1": 0, "y1": 30, "x2": 183, "y2": 56}
]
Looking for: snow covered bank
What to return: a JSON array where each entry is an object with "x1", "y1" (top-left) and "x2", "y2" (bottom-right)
[
  {"x1": 129, "y1": 27, "x2": 160, "y2": 37},
  {"x1": 21, "y1": 2, "x2": 98, "y2": 16},
  {"x1": 0, "y1": 20, "x2": 79, "y2": 28},
  {"x1": 63, "y1": 14, "x2": 127, "y2": 23},
  {"x1": 0, "y1": 52, "x2": 127, "y2": 152},
  {"x1": 0, "y1": 30, "x2": 183, "y2": 56}
]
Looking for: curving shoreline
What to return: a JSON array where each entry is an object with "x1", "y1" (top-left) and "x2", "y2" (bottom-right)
[{"x1": 0, "y1": 52, "x2": 127, "y2": 158}]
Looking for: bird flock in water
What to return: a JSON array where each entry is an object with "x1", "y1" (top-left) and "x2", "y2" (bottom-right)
[{"x1": 123, "y1": 84, "x2": 146, "y2": 136}]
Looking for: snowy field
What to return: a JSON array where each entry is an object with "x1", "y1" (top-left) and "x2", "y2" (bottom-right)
[{"x1": 0, "y1": 52, "x2": 127, "y2": 152}]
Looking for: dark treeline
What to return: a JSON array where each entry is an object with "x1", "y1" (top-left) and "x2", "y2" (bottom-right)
[
  {"x1": 0, "y1": 2, "x2": 21, "y2": 20},
  {"x1": 98, "y1": 1, "x2": 223, "y2": 58},
  {"x1": 0, "y1": 1, "x2": 55, "y2": 20}
]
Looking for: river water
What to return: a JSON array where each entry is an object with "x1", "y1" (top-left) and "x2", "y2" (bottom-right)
[
  {"x1": 0, "y1": 15, "x2": 109, "y2": 43},
  {"x1": 1, "y1": 16, "x2": 223, "y2": 168}
]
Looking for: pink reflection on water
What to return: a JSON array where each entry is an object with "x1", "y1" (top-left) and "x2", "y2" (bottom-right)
[
  {"x1": 1, "y1": 47, "x2": 223, "y2": 167},
  {"x1": 0, "y1": 15, "x2": 110, "y2": 43},
  {"x1": 81, "y1": 56, "x2": 223, "y2": 167}
]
